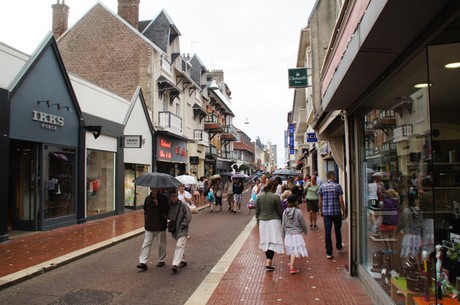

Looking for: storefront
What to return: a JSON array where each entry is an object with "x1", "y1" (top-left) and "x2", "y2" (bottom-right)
[
  {"x1": 318, "y1": 2, "x2": 460, "y2": 303},
  {"x1": 355, "y1": 22, "x2": 460, "y2": 303},
  {"x1": 0, "y1": 35, "x2": 85, "y2": 240},
  {"x1": 154, "y1": 132, "x2": 187, "y2": 176},
  {"x1": 123, "y1": 88, "x2": 153, "y2": 209}
]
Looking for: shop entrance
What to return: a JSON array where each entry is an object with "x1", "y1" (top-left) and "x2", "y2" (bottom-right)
[{"x1": 9, "y1": 141, "x2": 40, "y2": 231}]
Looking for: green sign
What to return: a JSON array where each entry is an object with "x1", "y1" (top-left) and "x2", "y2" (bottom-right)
[{"x1": 288, "y1": 68, "x2": 308, "y2": 88}]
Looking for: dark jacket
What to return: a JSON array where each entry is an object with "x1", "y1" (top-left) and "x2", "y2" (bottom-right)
[
  {"x1": 144, "y1": 191, "x2": 169, "y2": 231},
  {"x1": 233, "y1": 181, "x2": 244, "y2": 194}
]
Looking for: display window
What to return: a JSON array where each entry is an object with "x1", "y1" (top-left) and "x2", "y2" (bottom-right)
[
  {"x1": 86, "y1": 149, "x2": 115, "y2": 215},
  {"x1": 43, "y1": 145, "x2": 76, "y2": 219},
  {"x1": 359, "y1": 26, "x2": 460, "y2": 303}
]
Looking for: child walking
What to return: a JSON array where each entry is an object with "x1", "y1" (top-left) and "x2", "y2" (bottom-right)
[{"x1": 282, "y1": 194, "x2": 308, "y2": 274}]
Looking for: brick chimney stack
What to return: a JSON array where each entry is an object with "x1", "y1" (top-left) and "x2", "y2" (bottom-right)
[
  {"x1": 118, "y1": 0, "x2": 140, "y2": 30},
  {"x1": 51, "y1": 0, "x2": 69, "y2": 38}
]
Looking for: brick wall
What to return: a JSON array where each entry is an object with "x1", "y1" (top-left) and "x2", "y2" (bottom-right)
[{"x1": 58, "y1": 4, "x2": 151, "y2": 103}]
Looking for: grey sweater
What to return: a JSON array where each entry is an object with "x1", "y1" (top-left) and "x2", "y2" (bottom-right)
[
  {"x1": 168, "y1": 200, "x2": 192, "y2": 239},
  {"x1": 282, "y1": 207, "x2": 308, "y2": 237}
]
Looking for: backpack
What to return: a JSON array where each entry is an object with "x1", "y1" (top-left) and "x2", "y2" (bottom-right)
[{"x1": 206, "y1": 191, "x2": 214, "y2": 202}]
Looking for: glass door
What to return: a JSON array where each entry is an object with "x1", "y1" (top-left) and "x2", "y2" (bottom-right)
[{"x1": 10, "y1": 141, "x2": 40, "y2": 231}]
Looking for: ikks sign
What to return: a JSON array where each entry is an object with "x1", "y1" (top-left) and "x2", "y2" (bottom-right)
[
  {"x1": 32, "y1": 110, "x2": 64, "y2": 131},
  {"x1": 288, "y1": 68, "x2": 308, "y2": 88}
]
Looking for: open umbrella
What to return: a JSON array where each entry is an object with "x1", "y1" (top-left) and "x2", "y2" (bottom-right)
[
  {"x1": 372, "y1": 171, "x2": 390, "y2": 177},
  {"x1": 232, "y1": 172, "x2": 248, "y2": 179},
  {"x1": 176, "y1": 174, "x2": 198, "y2": 185},
  {"x1": 220, "y1": 172, "x2": 233, "y2": 177},
  {"x1": 272, "y1": 169, "x2": 298, "y2": 176},
  {"x1": 209, "y1": 174, "x2": 221, "y2": 180},
  {"x1": 133, "y1": 172, "x2": 182, "y2": 188}
]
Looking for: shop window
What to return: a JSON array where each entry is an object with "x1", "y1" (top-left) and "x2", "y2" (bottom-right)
[
  {"x1": 86, "y1": 149, "x2": 115, "y2": 215},
  {"x1": 359, "y1": 36, "x2": 460, "y2": 302},
  {"x1": 43, "y1": 145, "x2": 76, "y2": 219}
]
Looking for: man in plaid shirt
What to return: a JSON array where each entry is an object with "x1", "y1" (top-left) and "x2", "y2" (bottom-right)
[{"x1": 318, "y1": 171, "x2": 346, "y2": 259}]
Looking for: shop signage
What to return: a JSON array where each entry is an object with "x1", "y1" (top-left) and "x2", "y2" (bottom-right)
[
  {"x1": 306, "y1": 132, "x2": 318, "y2": 143},
  {"x1": 32, "y1": 110, "x2": 64, "y2": 131},
  {"x1": 157, "y1": 136, "x2": 187, "y2": 162},
  {"x1": 289, "y1": 124, "x2": 295, "y2": 155},
  {"x1": 124, "y1": 135, "x2": 142, "y2": 148},
  {"x1": 288, "y1": 68, "x2": 308, "y2": 88},
  {"x1": 190, "y1": 156, "x2": 199, "y2": 164}
]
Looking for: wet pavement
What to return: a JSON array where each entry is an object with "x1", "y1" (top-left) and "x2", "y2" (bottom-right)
[{"x1": 0, "y1": 195, "x2": 374, "y2": 304}]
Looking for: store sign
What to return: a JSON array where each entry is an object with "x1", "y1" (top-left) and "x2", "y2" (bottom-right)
[
  {"x1": 157, "y1": 136, "x2": 187, "y2": 162},
  {"x1": 289, "y1": 124, "x2": 295, "y2": 155},
  {"x1": 32, "y1": 110, "x2": 64, "y2": 131},
  {"x1": 124, "y1": 135, "x2": 142, "y2": 148},
  {"x1": 288, "y1": 68, "x2": 308, "y2": 88},
  {"x1": 190, "y1": 156, "x2": 199, "y2": 164},
  {"x1": 306, "y1": 132, "x2": 318, "y2": 143}
]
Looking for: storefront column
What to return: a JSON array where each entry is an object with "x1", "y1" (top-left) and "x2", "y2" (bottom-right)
[{"x1": 0, "y1": 89, "x2": 10, "y2": 241}]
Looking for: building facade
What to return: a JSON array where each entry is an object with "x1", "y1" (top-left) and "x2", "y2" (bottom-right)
[{"x1": 300, "y1": 1, "x2": 460, "y2": 304}]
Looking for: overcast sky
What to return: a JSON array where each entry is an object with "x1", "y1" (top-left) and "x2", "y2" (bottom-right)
[{"x1": 0, "y1": 0, "x2": 314, "y2": 166}]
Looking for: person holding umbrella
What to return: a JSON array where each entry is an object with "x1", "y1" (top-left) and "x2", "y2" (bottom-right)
[
  {"x1": 136, "y1": 187, "x2": 170, "y2": 271},
  {"x1": 168, "y1": 188, "x2": 192, "y2": 273}
]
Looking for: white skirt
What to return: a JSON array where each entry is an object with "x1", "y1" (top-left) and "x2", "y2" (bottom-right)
[
  {"x1": 400, "y1": 233, "x2": 422, "y2": 258},
  {"x1": 259, "y1": 219, "x2": 285, "y2": 254},
  {"x1": 284, "y1": 234, "x2": 308, "y2": 258}
]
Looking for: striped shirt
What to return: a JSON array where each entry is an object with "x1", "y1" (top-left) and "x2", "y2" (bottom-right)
[{"x1": 318, "y1": 180, "x2": 343, "y2": 216}]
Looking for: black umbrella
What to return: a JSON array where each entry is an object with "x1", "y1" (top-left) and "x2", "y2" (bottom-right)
[
  {"x1": 133, "y1": 172, "x2": 182, "y2": 188},
  {"x1": 220, "y1": 172, "x2": 233, "y2": 177}
]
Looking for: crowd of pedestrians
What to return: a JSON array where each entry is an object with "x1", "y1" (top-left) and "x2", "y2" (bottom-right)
[{"x1": 135, "y1": 170, "x2": 348, "y2": 277}]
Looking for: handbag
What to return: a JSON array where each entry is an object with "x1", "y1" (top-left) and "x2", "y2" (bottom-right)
[
  {"x1": 168, "y1": 205, "x2": 181, "y2": 233},
  {"x1": 190, "y1": 204, "x2": 198, "y2": 214}
]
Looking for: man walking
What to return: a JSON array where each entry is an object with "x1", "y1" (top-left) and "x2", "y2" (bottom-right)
[
  {"x1": 318, "y1": 171, "x2": 346, "y2": 259},
  {"x1": 225, "y1": 178, "x2": 234, "y2": 212},
  {"x1": 168, "y1": 188, "x2": 192, "y2": 273},
  {"x1": 137, "y1": 188, "x2": 169, "y2": 271}
]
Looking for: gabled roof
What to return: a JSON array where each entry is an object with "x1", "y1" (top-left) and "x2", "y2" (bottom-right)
[
  {"x1": 124, "y1": 86, "x2": 155, "y2": 134},
  {"x1": 141, "y1": 10, "x2": 181, "y2": 52},
  {"x1": 58, "y1": 2, "x2": 164, "y2": 55},
  {"x1": 189, "y1": 54, "x2": 207, "y2": 86},
  {"x1": 8, "y1": 32, "x2": 83, "y2": 117}
]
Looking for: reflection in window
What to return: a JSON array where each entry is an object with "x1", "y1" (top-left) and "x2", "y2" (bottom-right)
[
  {"x1": 44, "y1": 146, "x2": 76, "y2": 219},
  {"x1": 87, "y1": 150, "x2": 115, "y2": 215}
]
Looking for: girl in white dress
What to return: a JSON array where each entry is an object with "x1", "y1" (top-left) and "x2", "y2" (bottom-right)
[{"x1": 282, "y1": 194, "x2": 308, "y2": 274}]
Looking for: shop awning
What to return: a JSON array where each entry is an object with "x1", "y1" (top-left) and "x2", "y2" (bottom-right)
[{"x1": 321, "y1": 0, "x2": 455, "y2": 112}]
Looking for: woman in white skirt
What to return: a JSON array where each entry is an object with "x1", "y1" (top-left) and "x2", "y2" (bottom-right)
[
  {"x1": 256, "y1": 179, "x2": 285, "y2": 271},
  {"x1": 396, "y1": 192, "x2": 423, "y2": 259},
  {"x1": 282, "y1": 194, "x2": 308, "y2": 274}
]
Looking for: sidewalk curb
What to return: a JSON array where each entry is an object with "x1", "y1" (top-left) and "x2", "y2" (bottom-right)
[{"x1": 0, "y1": 228, "x2": 144, "y2": 290}]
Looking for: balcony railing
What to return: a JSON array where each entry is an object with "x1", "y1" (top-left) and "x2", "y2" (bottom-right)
[
  {"x1": 393, "y1": 124, "x2": 413, "y2": 141},
  {"x1": 205, "y1": 113, "x2": 219, "y2": 123},
  {"x1": 194, "y1": 129, "x2": 209, "y2": 145},
  {"x1": 158, "y1": 111, "x2": 182, "y2": 133},
  {"x1": 382, "y1": 141, "x2": 396, "y2": 153},
  {"x1": 221, "y1": 149, "x2": 233, "y2": 160},
  {"x1": 206, "y1": 144, "x2": 218, "y2": 156},
  {"x1": 221, "y1": 124, "x2": 238, "y2": 141}
]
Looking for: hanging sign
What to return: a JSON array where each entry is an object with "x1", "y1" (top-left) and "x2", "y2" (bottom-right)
[{"x1": 288, "y1": 68, "x2": 308, "y2": 88}]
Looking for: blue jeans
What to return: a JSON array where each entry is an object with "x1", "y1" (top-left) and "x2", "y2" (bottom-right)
[{"x1": 323, "y1": 214, "x2": 343, "y2": 256}]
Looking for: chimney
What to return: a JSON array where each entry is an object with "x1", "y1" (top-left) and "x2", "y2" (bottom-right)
[
  {"x1": 51, "y1": 0, "x2": 69, "y2": 38},
  {"x1": 118, "y1": 0, "x2": 140, "y2": 30}
]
